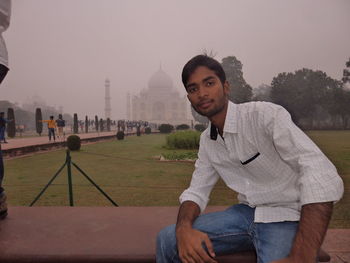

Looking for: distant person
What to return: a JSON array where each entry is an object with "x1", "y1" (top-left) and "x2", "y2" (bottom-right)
[
  {"x1": 0, "y1": 112, "x2": 12, "y2": 143},
  {"x1": 156, "y1": 55, "x2": 344, "y2": 263},
  {"x1": 56, "y1": 114, "x2": 65, "y2": 141},
  {"x1": 41, "y1": 116, "x2": 57, "y2": 142},
  {"x1": 0, "y1": 0, "x2": 11, "y2": 220}
]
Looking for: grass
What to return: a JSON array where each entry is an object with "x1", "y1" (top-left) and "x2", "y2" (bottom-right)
[{"x1": 3, "y1": 131, "x2": 350, "y2": 228}]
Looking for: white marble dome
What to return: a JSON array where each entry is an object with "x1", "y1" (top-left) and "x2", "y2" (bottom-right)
[{"x1": 148, "y1": 68, "x2": 173, "y2": 91}]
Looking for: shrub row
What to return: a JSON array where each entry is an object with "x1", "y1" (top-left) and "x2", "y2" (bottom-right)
[{"x1": 166, "y1": 130, "x2": 200, "y2": 149}]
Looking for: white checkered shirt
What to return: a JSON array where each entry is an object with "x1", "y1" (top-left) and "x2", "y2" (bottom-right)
[{"x1": 180, "y1": 101, "x2": 344, "y2": 223}]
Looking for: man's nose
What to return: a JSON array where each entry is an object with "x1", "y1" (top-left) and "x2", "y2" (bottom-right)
[{"x1": 197, "y1": 86, "x2": 208, "y2": 98}]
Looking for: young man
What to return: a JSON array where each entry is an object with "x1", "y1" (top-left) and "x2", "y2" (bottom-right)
[
  {"x1": 156, "y1": 55, "x2": 344, "y2": 263},
  {"x1": 41, "y1": 116, "x2": 57, "y2": 142},
  {"x1": 0, "y1": 112, "x2": 11, "y2": 143},
  {"x1": 56, "y1": 114, "x2": 66, "y2": 141}
]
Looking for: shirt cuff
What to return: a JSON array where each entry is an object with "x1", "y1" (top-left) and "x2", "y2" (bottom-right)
[{"x1": 179, "y1": 190, "x2": 209, "y2": 213}]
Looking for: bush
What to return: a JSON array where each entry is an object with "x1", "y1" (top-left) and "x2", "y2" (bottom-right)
[
  {"x1": 162, "y1": 151, "x2": 198, "y2": 161},
  {"x1": 35, "y1": 108, "x2": 43, "y2": 136},
  {"x1": 116, "y1": 131, "x2": 125, "y2": 140},
  {"x1": 159, "y1": 123, "x2": 174, "y2": 133},
  {"x1": 166, "y1": 130, "x2": 200, "y2": 149},
  {"x1": 73, "y1": 113, "x2": 78, "y2": 134},
  {"x1": 145, "y1": 127, "x2": 151, "y2": 134},
  {"x1": 95, "y1": 115, "x2": 99, "y2": 132},
  {"x1": 176, "y1": 124, "x2": 190, "y2": 130},
  {"x1": 194, "y1": 124, "x2": 206, "y2": 132},
  {"x1": 67, "y1": 135, "x2": 81, "y2": 151}
]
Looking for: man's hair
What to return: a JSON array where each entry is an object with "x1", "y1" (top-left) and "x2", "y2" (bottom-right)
[
  {"x1": 181, "y1": 55, "x2": 226, "y2": 88},
  {"x1": 50, "y1": 116, "x2": 54, "y2": 119}
]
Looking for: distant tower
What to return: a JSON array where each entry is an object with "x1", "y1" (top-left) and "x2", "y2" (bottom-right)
[
  {"x1": 126, "y1": 92, "x2": 131, "y2": 120},
  {"x1": 104, "y1": 78, "x2": 112, "y2": 119}
]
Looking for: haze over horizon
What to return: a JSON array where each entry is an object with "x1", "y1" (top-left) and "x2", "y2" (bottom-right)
[{"x1": 1, "y1": 0, "x2": 349, "y2": 120}]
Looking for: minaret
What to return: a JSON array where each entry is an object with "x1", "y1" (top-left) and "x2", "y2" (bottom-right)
[
  {"x1": 126, "y1": 92, "x2": 131, "y2": 120},
  {"x1": 104, "y1": 78, "x2": 111, "y2": 119}
]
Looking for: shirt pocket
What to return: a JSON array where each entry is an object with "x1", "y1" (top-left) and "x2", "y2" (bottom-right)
[
  {"x1": 238, "y1": 150, "x2": 271, "y2": 182},
  {"x1": 240, "y1": 152, "x2": 260, "y2": 165}
]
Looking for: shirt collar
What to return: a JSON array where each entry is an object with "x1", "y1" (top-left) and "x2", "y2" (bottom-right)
[{"x1": 208, "y1": 101, "x2": 238, "y2": 140}]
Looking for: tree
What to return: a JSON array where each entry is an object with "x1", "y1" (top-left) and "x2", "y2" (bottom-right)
[
  {"x1": 252, "y1": 84, "x2": 272, "y2": 102},
  {"x1": 342, "y1": 57, "x2": 350, "y2": 85},
  {"x1": 327, "y1": 87, "x2": 350, "y2": 129},
  {"x1": 6, "y1": 108, "x2": 16, "y2": 138},
  {"x1": 85, "y1": 116, "x2": 89, "y2": 133},
  {"x1": 73, "y1": 113, "x2": 78, "y2": 134},
  {"x1": 99, "y1": 118, "x2": 104, "y2": 132},
  {"x1": 270, "y1": 68, "x2": 341, "y2": 128},
  {"x1": 95, "y1": 115, "x2": 99, "y2": 132},
  {"x1": 106, "y1": 118, "x2": 111, "y2": 132},
  {"x1": 35, "y1": 108, "x2": 43, "y2": 136},
  {"x1": 328, "y1": 58, "x2": 350, "y2": 129},
  {"x1": 221, "y1": 56, "x2": 252, "y2": 103}
]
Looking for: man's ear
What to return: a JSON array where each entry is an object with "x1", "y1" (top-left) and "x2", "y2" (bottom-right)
[{"x1": 223, "y1": 81, "x2": 230, "y2": 96}]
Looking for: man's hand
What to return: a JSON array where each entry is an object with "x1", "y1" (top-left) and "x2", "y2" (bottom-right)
[{"x1": 176, "y1": 226, "x2": 217, "y2": 263}]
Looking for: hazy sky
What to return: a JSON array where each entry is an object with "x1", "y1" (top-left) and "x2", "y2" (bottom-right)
[{"x1": 1, "y1": 0, "x2": 349, "y2": 119}]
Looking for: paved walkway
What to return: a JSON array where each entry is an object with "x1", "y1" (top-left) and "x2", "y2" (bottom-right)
[{"x1": 0, "y1": 131, "x2": 118, "y2": 151}]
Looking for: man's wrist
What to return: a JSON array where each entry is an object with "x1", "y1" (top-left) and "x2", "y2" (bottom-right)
[{"x1": 176, "y1": 222, "x2": 193, "y2": 232}]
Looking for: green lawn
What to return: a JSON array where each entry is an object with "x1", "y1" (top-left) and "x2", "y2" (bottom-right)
[{"x1": 3, "y1": 131, "x2": 350, "y2": 228}]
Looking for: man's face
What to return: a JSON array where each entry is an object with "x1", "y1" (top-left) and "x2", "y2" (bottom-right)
[{"x1": 185, "y1": 66, "x2": 229, "y2": 118}]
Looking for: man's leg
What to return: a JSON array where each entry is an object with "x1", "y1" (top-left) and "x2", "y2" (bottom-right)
[
  {"x1": 0, "y1": 143, "x2": 7, "y2": 219},
  {"x1": 156, "y1": 204, "x2": 256, "y2": 263},
  {"x1": 253, "y1": 221, "x2": 299, "y2": 263},
  {"x1": 0, "y1": 127, "x2": 4, "y2": 142},
  {"x1": 0, "y1": 63, "x2": 10, "y2": 219},
  {"x1": 52, "y1": 129, "x2": 56, "y2": 141},
  {"x1": 48, "y1": 128, "x2": 52, "y2": 141}
]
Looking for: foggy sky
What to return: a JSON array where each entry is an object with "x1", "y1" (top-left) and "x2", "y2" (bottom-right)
[{"x1": 1, "y1": 0, "x2": 350, "y2": 120}]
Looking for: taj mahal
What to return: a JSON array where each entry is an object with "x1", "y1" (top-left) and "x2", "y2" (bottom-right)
[{"x1": 126, "y1": 67, "x2": 191, "y2": 125}]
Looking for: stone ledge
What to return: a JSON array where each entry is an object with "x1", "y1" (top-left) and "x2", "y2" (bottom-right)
[{"x1": 0, "y1": 206, "x2": 345, "y2": 263}]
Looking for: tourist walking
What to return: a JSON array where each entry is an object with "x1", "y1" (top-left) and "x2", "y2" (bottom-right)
[
  {"x1": 41, "y1": 116, "x2": 57, "y2": 142},
  {"x1": 0, "y1": 112, "x2": 12, "y2": 143},
  {"x1": 56, "y1": 114, "x2": 66, "y2": 141}
]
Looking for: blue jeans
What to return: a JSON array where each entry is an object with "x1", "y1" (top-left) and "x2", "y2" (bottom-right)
[
  {"x1": 156, "y1": 204, "x2": 298, "y2": 263},
  {"x1": 48, "y1": 128, "x2": 55, "y2": 141},
  {"x1": 0, "y1": 126, "x2": 5, "y2": 142}
]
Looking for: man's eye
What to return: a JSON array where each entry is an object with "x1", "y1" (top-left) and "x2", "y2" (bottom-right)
[
  {"x1": 206, "y1": 81, "x2": 214, "y2": 86},
  {"x1": 188, "y1": 87, "x2": 197, "y2": 94}
]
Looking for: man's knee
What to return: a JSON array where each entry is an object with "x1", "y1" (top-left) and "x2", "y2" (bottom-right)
[
  {"x1": 157, "y1": 224, "x2": 176, "y2": 249},
  {"x1": 156, "y1": 224, "x2": 178, "y2": 262}
]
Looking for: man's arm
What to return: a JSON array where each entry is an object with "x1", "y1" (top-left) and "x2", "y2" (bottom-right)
[
  {"x1": 272, "y1": 202, "x2": 333, "y2": 263},
  {"x1": 176, "y1": 201, "x2": 217, "y2": 263}
]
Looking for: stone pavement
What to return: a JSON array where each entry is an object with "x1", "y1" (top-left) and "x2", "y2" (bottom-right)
[
  {"x1": 0, "y1": 131, "x2": 128, "y2": 157},
  {"x1": 0, "y1": 131, "x2": 117, "y2": 151}
]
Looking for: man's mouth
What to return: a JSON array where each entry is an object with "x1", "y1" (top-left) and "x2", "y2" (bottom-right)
[{"x1": 198, "y1": 100, "x2": 213, "y2": 109}]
